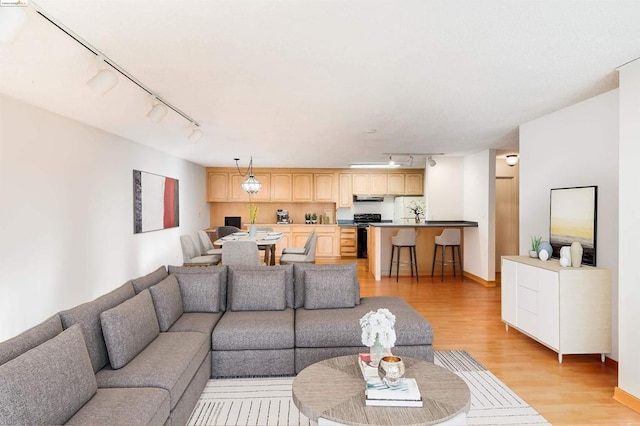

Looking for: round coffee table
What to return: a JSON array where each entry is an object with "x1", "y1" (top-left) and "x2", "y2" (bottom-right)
[{"x1": 292, "y1": 355, "x2": 470, "y2": 426}]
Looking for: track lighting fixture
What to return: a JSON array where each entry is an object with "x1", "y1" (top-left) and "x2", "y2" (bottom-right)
[
  {"x1": 147, "y1": 98, "x2": 168, "y2": 123},
  {"x1": 388, "y1": 156, "x2": 395, "y2": 166},
  {"x1": 0, "y1": 6, "x2": 29, "y2": 44},
  {"x1": 187, "y1": 123, "x2": 203, "y2": 143},
  {"x1": 427, "y1": 156, "x2": 437, "y2": 167},
  {"x1": 506, "y1": 154, "x2": 519, "y2": 167},
  {"x1": 86, "y1": 57, "x2": 118, "y2": 95}
]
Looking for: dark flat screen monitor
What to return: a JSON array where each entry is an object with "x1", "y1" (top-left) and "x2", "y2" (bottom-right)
[{"x1": 224, "y1": 216, "x2": 242, "y2": 228}]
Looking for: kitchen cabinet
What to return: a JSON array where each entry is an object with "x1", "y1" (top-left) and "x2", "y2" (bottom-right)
[
  {"x1": 338, "y1": 174, "x2": 353, "y2": 208},
  {"x1": 271, "y1": 173, "x2": 293, "y2": 201},
  {"x1": 229, "y1": 173, "x2": 271, "y2": 201},
  {"x1": 291, "y1": 225, "x2": 340, "y2": 258},
  {"x1": 352, "y1": 174, "x2": 370, "y2": 195},
  {"x1": 387, "y1": 174, "x2": 405, "y2": 195},
  {"x1": 501, "y1": 256, "x2": 611, "y2": 363},
  {"x1": 314, "y1": 173, "x2": 335, "y2": 202},
  {"x1": 405, "y1": 173, "x2": 424, "y2": 195},
  {"x1": 369, "y1": 174, "x2": 387, "y2": 195},
  {"x1": 340, "y1": 226, "x2": 357, "y2": 257},
  {"x1": 292, "y1": 173, "x2": 314, "y2": 202},
  {"x1": 207, "y1": 172, "x2": 228, "y2": 202}
]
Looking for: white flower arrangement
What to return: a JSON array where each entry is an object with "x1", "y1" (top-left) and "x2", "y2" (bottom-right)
[
  {"x1": 408, "y1": 201, "x2": 425, "y2": 216},
  {"x1": 359, "y1": 308, "x2": 397, "y2": 348}
]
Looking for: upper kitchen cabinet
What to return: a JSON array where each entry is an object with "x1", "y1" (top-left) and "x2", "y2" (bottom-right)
[
  {"x1": 314, "y1": 173, "x2": 336, "y2": 202},
  {"x1": 405, "y1": 173, "x2": 424, "y2": 195},
  {"x1": 207, "y1": 171, "x2": 228, "y2": 202},
  {"x1": 387, "y1": 173, "x2": 405, "y2": 195},
  {"x1": 229, "y1": 173, "x2": 271, "y2": 201},
  {"x1": 338, "y1": 174, "x2": 353, "y2": 208},
  {"x1": 292, "y1": 173, "x2": 314, "y2": 202},
  {"x1": 271, "y1": 172, "x2": 293, "y2": 201},
  {"x1": 352, "y1": 174, "x2": 370, "y2": 195},
  {"x1": 369, "y1": 173, "x2": 388, "y2": 195}
]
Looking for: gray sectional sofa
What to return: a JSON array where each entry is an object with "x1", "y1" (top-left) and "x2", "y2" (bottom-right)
[{"x1": 0, "y1": 262, "x2": 433, "y2": 425}]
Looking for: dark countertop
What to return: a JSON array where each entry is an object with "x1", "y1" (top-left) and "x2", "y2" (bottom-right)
[{"x1": 370, "y1": 220, "x2": 479, "y2": 228}]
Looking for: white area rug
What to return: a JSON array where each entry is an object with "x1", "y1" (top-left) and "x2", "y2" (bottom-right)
[{"x1": 188, "y1": 350, "x2": 549, "y2": 426}]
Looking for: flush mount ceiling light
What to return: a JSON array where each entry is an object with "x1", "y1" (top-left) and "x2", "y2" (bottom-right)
[
  {"x1": 187, "y1": 122, "x2": 203, "y2": 143},
  {"x1": 506, "y1": 154, "x2": 519, "y2": 167},
  {"x1": 147, "y1": 97, "x2": 168, "y2": 123},
  {"x1": 86, "y1": 57, "x2": 118, "y2": 95},
  {"x1": 428, "y1": 156, "x2": 437, "y2": 167},
  {"x1": 235, "y1": 157, "x2": 262, "y2": 194},
  {"x1": 0, "y1": 6, "x2": 29, "y2": 44}
]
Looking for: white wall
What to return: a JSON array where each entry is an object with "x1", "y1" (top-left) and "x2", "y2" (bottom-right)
[
  {"x1": 425, "y1": 156, "x2": 463, "y2": 220},
  {"x1": 617, "y1": 59, "x2": 640, "y2": 400},
  {"x1": 519, "y1": 89, "x2": 619, "y2": 360},
  {"x1": 0, "y1": 95, "x2": 210, "y2": 341},
  {"x1": 463, "y1": 150, "x2": 495, "y2": 281}
]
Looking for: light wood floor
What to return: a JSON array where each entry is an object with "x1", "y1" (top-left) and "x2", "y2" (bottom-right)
[{"x1": 322, "y1": 259, "x2": 640, "y2": 425}]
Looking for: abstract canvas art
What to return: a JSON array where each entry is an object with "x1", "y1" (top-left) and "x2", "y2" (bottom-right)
[{"x1": 133, "y1": 170, "x2": 179, "y2": 234}]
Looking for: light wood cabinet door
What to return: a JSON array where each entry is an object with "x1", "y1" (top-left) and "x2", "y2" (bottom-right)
[
  {"x1": 387, "y1": 174, "x2": 405, "y2": 195},
  {"x1": 338, "y1": 174, "x2": 353, "y2": 208},
  {"x1": 340, "y1": 226, "x2": 357, "y2": 257},
  {"x1": 405, "y1": 173, "x2": 424, "y2": 195},
  {"x1": 207, "y1": 172, "x2": 228, "y2": 201},
  {"x1": 314, "y1": 173, "x2": 335, "y2": 202},
  {"x1": 292, "y1": 173, "x2": 314, "y2": 202},
  {"x1": 370, "y1": 174, "x2": 387, "y2": 195},
  {"x1": 229, "y1": 173, "x2": 270, "y2": 201},
  {"x1": 271, "y1": 173, "x2": 292, "y2": 202},
  {"x1": 352, "y1": 174, "x2": 370, "y2": 195}
]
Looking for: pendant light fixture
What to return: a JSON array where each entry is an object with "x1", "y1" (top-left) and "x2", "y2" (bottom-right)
[
  {"x1": 506, "y1": 154, "x2": 519, "y2": 166},
  {"x1": 234, "y1": 157, "x2": 262, "y2": 194}
]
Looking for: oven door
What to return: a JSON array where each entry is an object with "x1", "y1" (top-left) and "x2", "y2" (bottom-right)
[{"x1": 357, "y1": 225, "x2": 368, "y2": 258}]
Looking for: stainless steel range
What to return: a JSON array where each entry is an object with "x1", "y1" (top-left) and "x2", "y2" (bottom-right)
[{"x1": 353, "y1": 213, "x2": 382, "y2": 258}]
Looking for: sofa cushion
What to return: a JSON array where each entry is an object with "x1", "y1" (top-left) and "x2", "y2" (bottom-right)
[
  {"x1": 66, "y1": 387, "x2": 170, "y2": 425},
  {"x1": 100, "y1": 289, "x2": 159, "y2": 369},
  {"x1": 0, "y1": 324, "x2": 97, "y2": 425},
  {"x1": 174, "y1": 273, "x2": 220, "y2": 313},
  {"x1": 304, "y1": 269, "x2": 356, "y2": 309},
  {"x1": 59, "y1": 281, "x2": 136, "y2": 372},
  {"x1": 212, "y1": 309, "x2": 295, "y2": 351},
  {"x1": 169, "y1": 265, "x2": 227, "y2": 312},
  {"x1": 131, "y1": 266, "x2": 168, "y2": 294},
  {"x1": 0, "y1": 314, "x2": 63, "y2": 366},
  {"x1": 293, "y1": 263, "x2": 360, "y2": 308},
  {"x1": 149, "y1": 275, "x2": 184, "y2": 331},
  {"x1": 96, "y1": 331, "x2": 209, "y2": 410},
  {"x1": 168, "y1": 312, "x2": 223, "y2": 336},
  {"x1": 229, "y1": 269, "x2": 286, "y2": 311},
  {"x1": 295, "y1": 296, "x2": 434, "y2": 348},
  {"x1": 227, "y1": 264, "x2": 294, "y2": 308}
]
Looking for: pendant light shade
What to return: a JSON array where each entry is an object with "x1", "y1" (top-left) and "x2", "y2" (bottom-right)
[
  {"x1": 87, "y1": 68, "x2": 118, "y2": 95},
  {"x1": 147, "y1": 101, "x2": 168, "y2": 123},
  {"x1": 241, "y1": 174, "x2": 262, "y2": 194}
]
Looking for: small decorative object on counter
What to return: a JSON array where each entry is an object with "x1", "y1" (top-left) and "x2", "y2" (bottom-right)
[
  {"x1": 537, "y1": 241, "x2": 553, "y2": 261},
  {"x1": 570, "y1": 241, "x2": 583, "y2": 267},
  {"x1": 305, "y1": 213, "x2": 311, "y2": 224},
  {"x1": 249, "y1": 204, "x2": 258, "y2": 239},
  {"x1": 311, "y1": 213, "x2": 318, "y2": 224},
  {"x1": 559, "y1": 246, "x2": 572, "y2": 267},
  {"x1": 530, "y1": 235, "x2": 542, "y2": 258},
  {"x1": 360, "y1": 308, "x2": 396, "y2": 366},
  {"x1": 407, "y1": 201, "x2": 425, "y2": 224},
  {"x1": 378, "y1": 355, "x2": 405, "y2": 388}
]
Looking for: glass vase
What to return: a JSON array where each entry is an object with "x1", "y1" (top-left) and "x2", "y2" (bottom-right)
[
  {"x1": 415, "y1": 215, "x2": 421, "y2": 223},
  {"x1": 369, "y1": 336, "x2": 391, "y2": 366}
]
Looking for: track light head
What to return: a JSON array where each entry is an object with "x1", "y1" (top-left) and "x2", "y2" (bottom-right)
[
  {"x1": 0, "y1": 6, "x2": 29, "y2": 44},
  {"x1": 87, "y1": 60, "x2": 118, "y2": 95},
  {"x1": 428, "y1": 156, "x2": 437, "y2": 167},
  {"x1": 147, "y1": 99, "x2": 168, "y2": 123},
  {"x1": 188, "y1": 123, "x2": 203, "y2": 143}
]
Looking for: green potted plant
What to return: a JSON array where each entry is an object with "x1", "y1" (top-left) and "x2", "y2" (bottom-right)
[
  {"x1": 311, "y1": 213, "x2": 318, "y2": 224},
  {"x1": 530, "y1": 235, "x2": 541, "y2": 258},
  {"x1": 305, "y1": 213, "x2": 311, "y2": 224}
]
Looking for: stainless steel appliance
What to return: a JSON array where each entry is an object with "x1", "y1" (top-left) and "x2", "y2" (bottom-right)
[
  {"x1": 276, "y1": 209, "x2": 290, "y2": 224},
  {"x1": 353, "y1": 213, "x2": 382, "y2": 258}
]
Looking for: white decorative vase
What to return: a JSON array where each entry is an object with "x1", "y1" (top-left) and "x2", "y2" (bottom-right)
[
  {"x1": 570, "y1": 242, "x2": 583, "y2": 268},
  {"x1": 560, "y1": 246, "x2": 572, "y2": 267}
]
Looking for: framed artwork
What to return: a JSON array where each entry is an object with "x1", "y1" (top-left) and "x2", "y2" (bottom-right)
[
  {"x1": 133, "y1": 170, "x2": 179, "y2": 234},
  {"x1": 549, "y1": 185, "x2": 597, "y2": 266}
]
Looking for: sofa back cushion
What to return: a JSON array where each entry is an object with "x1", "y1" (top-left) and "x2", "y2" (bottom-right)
[
  {"x1": 229, "y1": 269, "x2": 286, "y2": 311},
  {"x1": 131, "y1": 266, "x2": 168, "y2": 294},
  {"x1": 293, "y1": 263, "x2": 360, "y2": 308},
  {"x1": 0, "y1": 324, "x2": 97, "y2": 425},
  {"x1": 59, "y1": 281, "x2": 135, "y2": 372},
  {"x1": 149, "y1": 275, "x2": 184, "y2": 331},
  {"x1": 168, "y1": 265, "x2": 227, "y2": 312},
  {"x1": 100, "y1": 289, "x2": 159, "y2": 369},
  {"x1": 0, "y1": 315, "x2": 63, "y2": 366},
  {"x1": 303, "y1": 269, "x2": 356, "y2": 309},
  {"x1": 174, "y1": 273, "x2": 220, "y2": 313},
  {"x1": 228, "y1": 264, "x2": 294, "y2": 308}
]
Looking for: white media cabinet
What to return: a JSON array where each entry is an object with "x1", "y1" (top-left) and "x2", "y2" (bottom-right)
[{"x1": 501, "y1": 256, "x2": 611, "y2": 363}]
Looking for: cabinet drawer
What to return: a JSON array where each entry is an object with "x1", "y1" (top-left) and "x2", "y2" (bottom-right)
[
  {"x1": 340, "y1": 239, "x2": 356, "y2": 247},
  {"x1": 517, "y1": 286, "x2": 538, "y2": 314},
  {"x1": 518, "y1": 264, "x2": 539, "y2": 291},
  {"x1": 518, "y1": 308, "x2": 538, "y2": 336}
]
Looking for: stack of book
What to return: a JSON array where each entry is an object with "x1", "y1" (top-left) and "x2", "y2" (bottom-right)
[{"x1": 358, "y1": 354, "x2": 423, "y2": 407}]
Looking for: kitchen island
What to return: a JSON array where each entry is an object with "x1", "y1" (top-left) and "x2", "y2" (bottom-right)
[{"x1": 368, "y1": 221, "x2": 478, "y2": 280}]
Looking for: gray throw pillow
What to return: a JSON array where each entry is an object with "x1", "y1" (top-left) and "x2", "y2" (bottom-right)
[
  {"x1": 227, "y1": 264, "x2": 294, "y2": 309},
  {"x1": 303, "y1": 269, "x2": 356, "y2": 309},
  {"x1": 131, "y1": 266, "x2": 168, "y2": 294},
  {"x1": 100, "y1": 290, "x2": 159, "y2": 369},
  {"x1": 168, "y1": 265, "x2": 227, "y2": 312},
  {"x1": 293, "y1": 263, "x2": 360, "y2": 308},
  {"x1": 0, "y1": 324, "x2": 97, "y2": 425},
  {"x1": 149, "y1": 275, "x2": 184, "y2": 331},
  {"x1": 230, "y1": 269, "x2": 286, "y2": 311},
  {"x1": 174, "y1": 273, "x2": 220, "y2": 313}
]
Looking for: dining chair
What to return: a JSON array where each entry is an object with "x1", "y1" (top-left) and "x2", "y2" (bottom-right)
[
  {"x1": 221, "y1": 240, "x2": 263, "y2": 266},
  {"x1": 197, "y1": 230, "x2": 222, "y2": 256},
  {"x1": 282, "y1": 230, "x2": 316, "y2": 255},
  {"x1": 180, "y1": 235, "x2": 220, "y2": 266},
  {"x1": 279, "y1": 233, "x2": 317, "y2": 265},
  {"x1": 215, "y1": 226, "x2": 240, "y2": 239}
]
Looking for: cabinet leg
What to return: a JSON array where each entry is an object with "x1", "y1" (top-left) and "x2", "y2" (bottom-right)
[
  {"x1": 558, "y1": 353, "x2": 563, "y2": 363},
  {"x1": 505, "y1": 324, "x2": 509, "y2": 331},
  {"x1": 601, "y1": 353, "x2": 606, "y2": 363}
]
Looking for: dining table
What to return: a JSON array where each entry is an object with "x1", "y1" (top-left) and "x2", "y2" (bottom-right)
[{"x1": 213, "y1": 231, "x2": 284, "y2": 265}]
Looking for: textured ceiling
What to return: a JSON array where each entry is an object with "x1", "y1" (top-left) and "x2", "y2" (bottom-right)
[{"x1": 1, "y1": 1, "x2": 639, "y2": 168}]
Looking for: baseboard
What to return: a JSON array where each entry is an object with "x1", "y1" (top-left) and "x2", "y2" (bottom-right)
[
  {"x1": 463, "y1": 271, "x2": 497, "y2": 287},
  {"x1": 605, "y1": 356, "x2": 618, "y2": 371},
  {"x1": 614, "y1": 387, "x2": 640, "y2": 414}
]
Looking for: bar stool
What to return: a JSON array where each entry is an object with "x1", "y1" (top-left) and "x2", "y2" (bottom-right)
[
  {"x1": 389, "y1": 229, "x2": 418, "y2": 282},
  {"x1": 431, "y1": 229, "x2": 462, "y2": 281}
]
